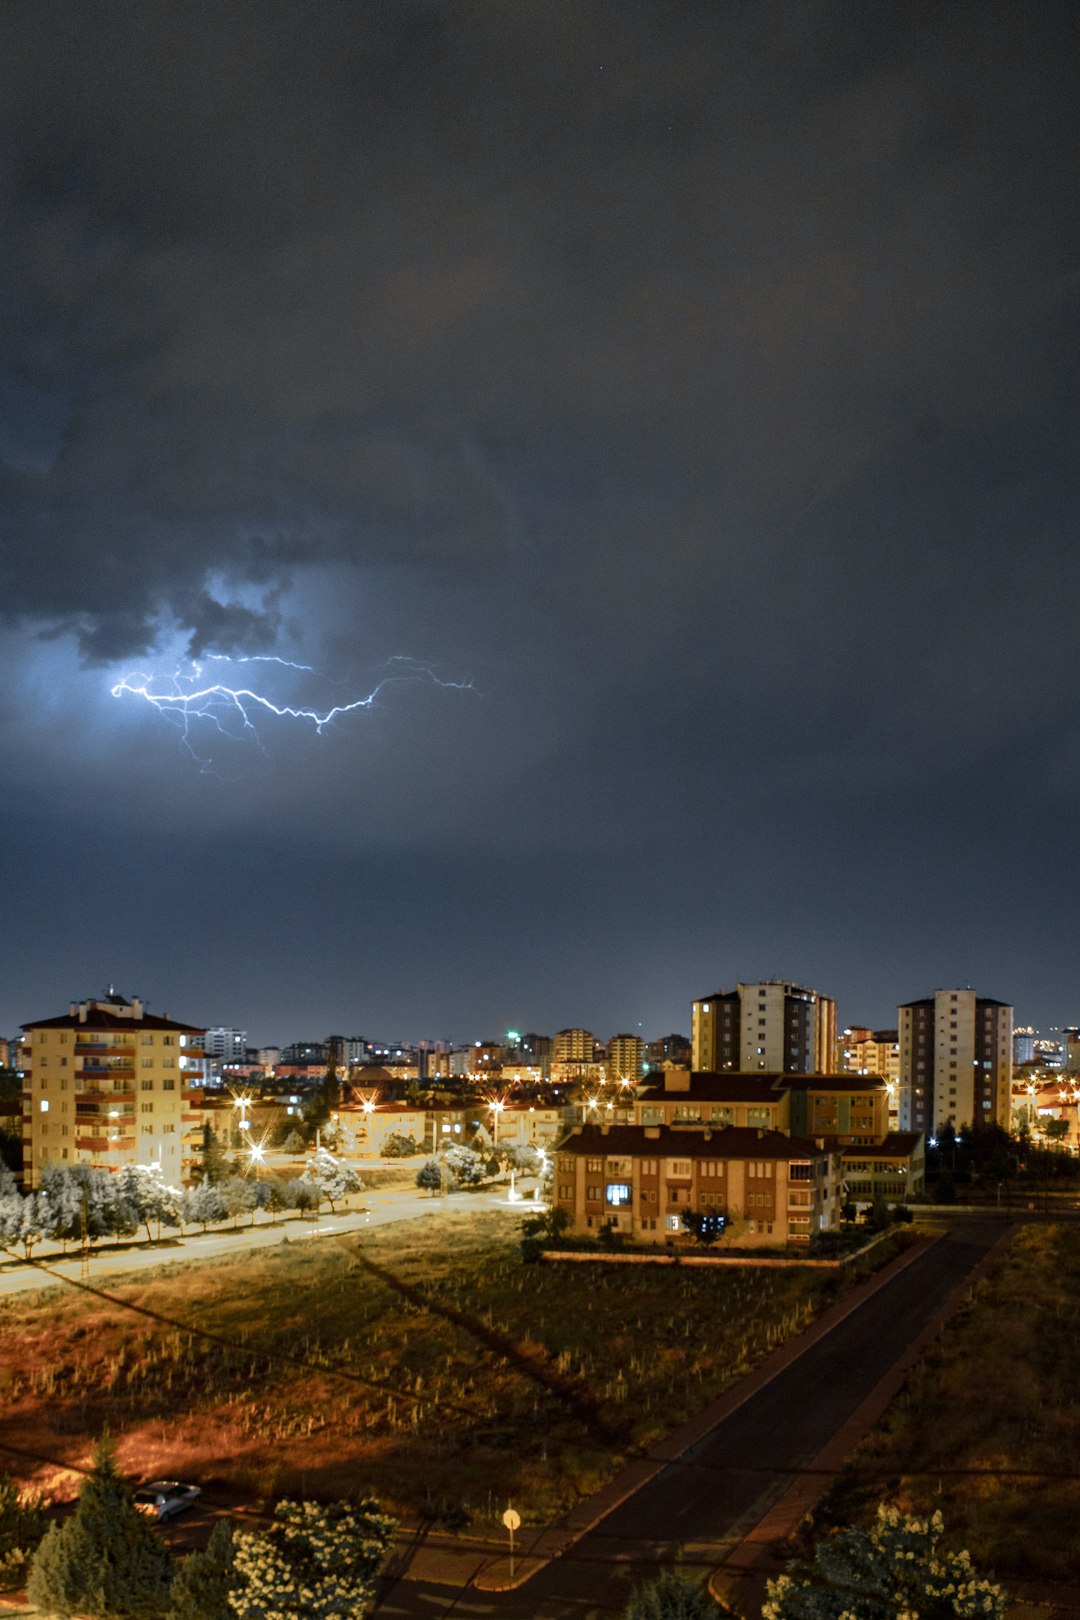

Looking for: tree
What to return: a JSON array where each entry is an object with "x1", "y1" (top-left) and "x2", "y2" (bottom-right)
[
  {"x1": 300, "y1": 1146, "x2": 362, "y2": 1212},
  {"x1": 443, "y1": 1144, "x2": 484, "y2": 1186},
  {"x1": 115, "y1": 1165, "x2": 181, "y2": 1242},
  {"x1": 762, "y1": 1504, "x2": 1006, "y2": 1620},
  {"x1": 230, "y1": 1497, "x2": 396, "y2": 1620},
  {"x1": 180, "y1": 1180, "x2": 228, "y2": 1231},
  {"x1": 196, "y1": 1123, "x2": 230, "y2": 1185},
  {"x1": 381, "y1": 1132, "x2": 420, "y2": 1158},
  {"x1": 681, "y1": 1209, "x2": 727, "y2": 1247},
  {"x1": 281, "y1": 1128, "x2": 307, "y2": 1155},
  {"x1": 27, "y1": 1434, "x2": 172, "y2": 1619},
  {"x1": 16, "y1": 1191, "x2": 50, "y2": 1258},
  {"x1": 0, "y1": 1473, "x2": 49, "y2": 1592},
  {"x1": 167, "y1": 1520, "x2": 234, "y2": 1620},
  {"x1": 622, "y1": 1566, "x2": 719, "y2": 1619},
  {"x1": 416, "y1": 1159, "x2": 443, "y2": 1196},
  {"x1": 218, "y1": 1175, "x2": 271, "y2": 1227}
]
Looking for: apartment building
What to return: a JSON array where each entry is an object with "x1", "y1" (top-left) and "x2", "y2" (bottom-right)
[
  {"x1": 842, "y1": 1134, "x2": 926, "y2": 1204},
  {"x1": 691, "y1": 981, "x2": 837, "y2": 1074},
  {"x1": 554, "y1": 1123, "x2": 841, "y2": 1247},
  {"x1": 20, "y1": 991, "x2": 205, "y2": 1188},
  {"x1": 607, "y1": 1034, "x2": 645, "y2": 1083},
  {"x1": 898, "y1": 989, "x2": 1013, "y2": 1134}
]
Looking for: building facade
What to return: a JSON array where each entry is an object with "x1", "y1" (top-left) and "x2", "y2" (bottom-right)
[
  {"x1": 898, "y1": 989, "x2": 1013, "y2": 1135},
  {"x1": 691, "y1": 981, "x2": 838, "y2": 1074},
  {"x1": 554, "y1": 1123, "x2": 841, "y2": 1247},
  {"x1": 20, "y1": 992, "x2": 206, "y2": 1188},
  {"x1": 607, "y1": 1034, "x2": 645, "y2": 1083}
]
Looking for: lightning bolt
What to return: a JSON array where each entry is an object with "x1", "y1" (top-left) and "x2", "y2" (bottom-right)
[{"x1": 110, "y1": 654, "x2": 473, "y2": 767}]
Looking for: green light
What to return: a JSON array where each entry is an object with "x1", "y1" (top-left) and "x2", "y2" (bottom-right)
[{"x1": 507, "y1": 1030, "x2": 520, "y2": 1043}]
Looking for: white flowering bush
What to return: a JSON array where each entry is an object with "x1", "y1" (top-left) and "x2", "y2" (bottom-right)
[
  {"x1": 763, "y1": 1505, "x2": 1006, "y2": 1620},
  {"x1": 230, "y1": 1497, "x2": 396, "y2": 1620}
]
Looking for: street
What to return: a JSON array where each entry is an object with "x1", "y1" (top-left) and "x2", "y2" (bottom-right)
[{"x1": 371, "y1": 1217, "x2": 1007, "y2": 1619}]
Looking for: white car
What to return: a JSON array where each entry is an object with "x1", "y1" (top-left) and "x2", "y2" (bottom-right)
[{"x1": 133, "y1": 1481, "x2": 202, "y2": 1521}]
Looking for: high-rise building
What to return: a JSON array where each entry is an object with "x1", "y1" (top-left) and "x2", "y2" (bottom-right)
[
  {"x1": 898, "y1": 989, "x2": 1013, "y2": 1135},
  {"x1": 691, "y1": 981, "x2": 838, "y2": 1074},
  {"x1": 607, "y1": 1034, "x2": 645, "y2": 1083},
  {"x1": 20, "y1": 990, "x2": 206, "y2": 1189},
  {"x1": 204, "y1": 1027, "x2": 248, "y2": 1066},
  {"x1": 554, "y1": 1028, "x2": 599, "y2": 1064}
]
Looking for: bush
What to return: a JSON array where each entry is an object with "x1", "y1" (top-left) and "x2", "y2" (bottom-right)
[{"x1": 381, "y1": 1133, "x2": 420, "y2": 1159}]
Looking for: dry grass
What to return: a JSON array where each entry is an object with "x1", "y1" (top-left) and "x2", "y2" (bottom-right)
[
  {"x1": 804, "y1": 1222, "x2": 1080, "y2": 1583},
  {"x1": 0, "y1": 1208, "x2": 836, "y2": 1529}
]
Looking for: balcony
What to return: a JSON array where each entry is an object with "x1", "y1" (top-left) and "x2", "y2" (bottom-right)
[
  {"x1": 75, "y1": 1044, "x2": 134, "y2": 1057},
  {"x1": 76, "y1": 1134, "x2": 136, "y2": 1153}
]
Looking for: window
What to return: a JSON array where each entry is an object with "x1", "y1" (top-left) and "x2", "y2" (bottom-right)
[
  {"x1": 665, "y1": 1214, "x2": 681, "y2": 1232},
  {"x1": 39, "y1": 1099, "x2": 49, "y2": 1113},
  {"x1": 586, "y1": 1184, "x2": 601, "y2": 1201},
  {"x1": 141, "y1": 1080, "x2": 154, "y2": 1092},
  {"x1": 162, "y1": 1079, "x2": 175, "y2": 1091},
  {"x1": 162, "y1": 1124, "x2": 175, "y2": 1134},
  {"x1": 141, "y1": 1103, "x2": 154, "y2": 1114},
  {"x1": 606, "y1": 1183, "x2": 631, "y2": 1206}
]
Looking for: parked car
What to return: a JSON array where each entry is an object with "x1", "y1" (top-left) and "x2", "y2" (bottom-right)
[{"x1": 133, "y1": 1481, "x2": 202, "y2": 1521}]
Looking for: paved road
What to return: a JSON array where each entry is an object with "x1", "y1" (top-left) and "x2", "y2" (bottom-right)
[
  {"x1": 373, "y1": 1217, "x2": 1006, "y2": 1620},
  {"x1": 0, "y1": 1184, "x2": 527, "y2": 1298}
]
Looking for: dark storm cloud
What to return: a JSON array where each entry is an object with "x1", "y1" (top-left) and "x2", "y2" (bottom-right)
[
  {"x1": 1, "y1": 0, "x2": 1078, "y2": 1036},
  {"x1": 1, "y1": 0, "x2": 1075, "y2": 672}
]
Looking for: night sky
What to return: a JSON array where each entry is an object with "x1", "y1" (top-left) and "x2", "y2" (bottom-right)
[{"x1": 1, "y1": 1, "x2": 1077, "y2": 1046}]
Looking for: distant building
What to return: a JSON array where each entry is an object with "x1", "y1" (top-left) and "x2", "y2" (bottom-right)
[
  {"x1": 898, "y1": 989, "x2": 1013, "y2": 1135},
  {"x1": 204, "y1": 1027, "x2": 248, "y2": 1067},
  {"x1": 280, "y1": 1041, "x2": 328, "y2": 1067},
  {"x1": 645, "y1": 1033, "x2": 691, "y2": 1067},
  {"x1": 691, "y1": 981, "x2": 837, "y2": 1074},
  {"x1": 20, "y1": 990, "x2": 206, "y2": 1188},
  {"x1": 607, "y1": 1034, "x2": 645, "y2": 1083},
  {"x1": 1064, "y1": 1029, "x2": 1080, "y2": 1073},
  {"x1": 554, "y1": 1028, "x2": 600, "y2": 1064}
]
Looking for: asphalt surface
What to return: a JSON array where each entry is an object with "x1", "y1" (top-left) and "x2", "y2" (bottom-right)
[{"x1": 372, "y1": 1217, "x2": 1005, "y2": 1620}]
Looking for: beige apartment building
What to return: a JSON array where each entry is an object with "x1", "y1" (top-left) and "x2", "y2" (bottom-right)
[
  {"x1": 20, "y1": 991, "x2": 205, "y2": 1188},
  {"x1": 691, "y1": 981, "x2": 837, "y2": 1074},
  {"x1": 899, "y1": 989, "x2": 1013, "y2": 1134},
  {"x1": 555, "y1": 1123, "x2": 841, "y2": 1246}
]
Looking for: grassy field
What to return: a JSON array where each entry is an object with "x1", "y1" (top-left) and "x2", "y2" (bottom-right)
[
  {"x1": 801, "y1": 1222, "x2": 1080, "y2": 1584},
  {"x1": 1, "y1": 1207, "x2": 865, "y2": 1530}
]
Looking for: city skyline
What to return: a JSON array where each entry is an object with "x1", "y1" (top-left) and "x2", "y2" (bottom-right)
[{"x1": 2, "y1": 2, "x2": 1077, "y2": 1045}]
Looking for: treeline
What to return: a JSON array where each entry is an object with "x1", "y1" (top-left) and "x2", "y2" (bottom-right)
[{"x1": 0, "y1": 1147, "x2": 362, "y2": 1259}]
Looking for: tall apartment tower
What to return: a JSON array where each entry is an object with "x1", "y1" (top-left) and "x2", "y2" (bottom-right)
[
  {"x1": 691, "y1": 981, "x2": 838, "y2": 1074},
  {"x1": 898, "y1": 989, "x2": 1013, "y2": 1135},
  {"x1": 607, "y1": 1034, "x2": 645, "y2": 1083},
  {"x1": 20, "y1": 991, "x2": 206, "y2": 1189}
]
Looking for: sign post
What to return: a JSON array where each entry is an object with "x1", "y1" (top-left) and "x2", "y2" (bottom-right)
[{"x1": 502, "y1": 1506, "x2": 521, "y2": 1581}]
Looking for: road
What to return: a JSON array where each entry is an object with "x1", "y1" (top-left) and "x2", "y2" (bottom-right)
[
  {"x1": 0, "y1": 1182, "x2": 530, "y2": 1298},
  {"x1": 372, "y1": 1217, "x2": 1006, "y2": 1620}
]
